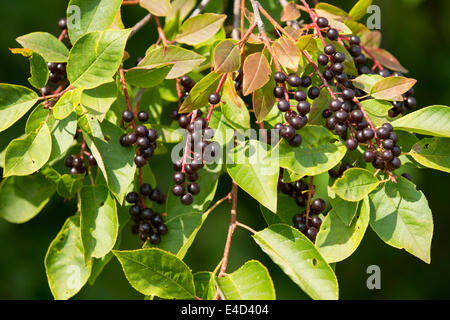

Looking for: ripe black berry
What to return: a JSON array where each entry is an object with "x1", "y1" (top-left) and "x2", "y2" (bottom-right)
[
  {"x1": 149, "y1": 188, "x2": 162, "y2": 202},
  {"x1": 149, "y1": 233, "x2": 161, "y2": 245},
  {"x1": 389, "y1": 157, "x2": 402, "y2": 170},
  {"x1": 208, "y1": 92, "x2": 221, "y2": 105},
  {"x1": 274, "y1": 72, "x2": 287, "y2": 83},
  {"x1": 88, "y1": 155, "x2": 97, "y2": 166},
  {"x1": 363, "y1": 128, "x2": 375, "y2": 140},
  {"x1": 307, "y1": 227, "x2": 318, "y2": 241},
  {"x1": 288, "y1": 74, "x2": 302, "y2": 87},
  {"x1": 297, "y1": 101, "x2": 311, "y2": 116},
  {"x1": 180, "y1": 75, "x2": 194, "y2": 88},
  {"x1": 147, "y1": 129, "x2": 158, "y2": 142},
  {"x1": 140, "y1": 183, "x2": 152, "y2": 196},
  {"x1": 181, "y1": 193, "x2": 194, "y2": 205},
  {"x1": 173, "y1": 172, "x2": 185, "y2": 185},
  {"x1": 349, "y1": 36, "x2": 361, "y2": 46},
  {"x1": 381, "y1": 150, "x2": 394, "y2": 161},
  {"x1": 281, "y1": 125, "x2": 296, "y2": 141},
  {"x1": 126, "y1": 192, "x2": 139, "y2": 204},
  {"x1": 332, "y1": 63, "x2": 344, "y2": 75},
  {"x1": 376, "y1": 127, "x2": 390, "y2": 139},
  {"x1": 333, "y1": 52, "x2": 346, "y2": 63},
  {"x1": 278, "y1": 99, "x2": 291, "y2": 112},
  {"x1": 122, "y1": 110, "x2": 134, "y2": 122},
  {"x1": 274, "y1": 86, "x2": 285, "y2": 98},
  {"x1": 158, "y1": 224, "x2": 168, "y2": 235},
  {"x1": 349, "y1": 109, "x2": 364, "y2": 123},
  {"x1": 346, "y1": 138, "x2": 358, "y2": 151},
  {"x1": 178, "y1": 115, "x2": 190, "y2": 128},
  {"x1": 311, "y1": 198, "x2": 326, "y2": 213},
  {"x1": 138, "y1": 111, "x2": 149, "y2": 122},
  {"x1": 135, "y1": 125, "x2": 148, "y2": 137},
  {"x1": 342, "y1": 89, "x2": 355, "y2": 101},
  {"x1": 327, "y1": 28, "x2": 339, "y2": 41},
  {"x1": 311, "y1": 216, "x2": 322, "y2": 229},
  {"x1": 294, "y1": 90, "x2": 307, "y2": 101},
  {"x1": 335, "y1": 110, "x2": 348, "y2": 123},
  {"x1": 318, "y1": 54, "x2": 329, "y2": 66},
  {"x1": 300, "y1": 76, "x2": 312, "y2": 88},
  {"x1": 382, "y1": 139, "x2": 394, "y2": 150},
  {"x1": 187, "y1": 183, "x2": 201, "y2": 195},
  {"x1": 317, "y1": 17, "x2": 329, "y2": 28},
  {"x1": 329, "y1": 99, "x2": 342, "y2": 112},
  {"x1": 324, "y1": 44, "x2": 336, "y2": 55},
  {"x1": 129, "y1": 205, "x2": 141, "y2": 217},
  {"x1": 134, "y1": 155, "x2": 147, "y2": 167},
  {"x1": 308, "y1": 87, "x2": 320, "y2": 99},
  {"x1": 289, "y1": 134, "x2": 303, "y2": 147},
  {"x1": 137, "y1": 137, "x2": 150, "y2": 149},
  {"x1": 349, "y1": 45, "x2": 362, "y2": 57},
  {"x1": 392, "y1": 146, "x2": 402, "y2": 157},
  {"x1": 364, "y1": 150, "x2": 376, "y2": 162},
  {"x1": 58, "y1": 18, "x2": 67, "y2": 30}
]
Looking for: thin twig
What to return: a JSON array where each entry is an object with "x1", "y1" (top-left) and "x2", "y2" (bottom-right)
[
  {"x1": 232, "y1": 0, "x2": 241, "y2": 40},
  {"x1": 236, "y1": 221, "x2": 257, "y2": 234},
  {"x1": 189, "y1": 0, "x2": 211, "y2": 18},
  {"x1": 129, "y1": 13, "x2": 152, "y2": 39}
]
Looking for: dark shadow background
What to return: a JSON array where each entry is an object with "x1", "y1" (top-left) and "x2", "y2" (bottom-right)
[{"x1": 0, "y1": 0, "x2": 449, "y2": 299}]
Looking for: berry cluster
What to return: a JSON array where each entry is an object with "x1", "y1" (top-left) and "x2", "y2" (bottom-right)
[
  {"x1": 40, "y1": 18, "x2": 71, "y2": 96},
  {"x1": 64, "y1": 153, "x2": 97, "y2": 175},
  {"x1": 363, "y1": 123, "x2": 402, "y2": 171},
  {"x1": 119, "y1": 110, "x2": 158, "y2": 167},
  {"x1": 170, "y1": 75, "x2": 220, "y2": 205},
  {"x1": 126, "y1": 186, "x2": 167, "y2": 245},
  {"x1": 278, "y1": 174, "x2": 325, "y2": 242},
  {"x1": 171, "y1": 121, "x2": 216, "y2": 205},
  {"x1": 272, "y1": 72, "x2": 318, "y2": 147}
]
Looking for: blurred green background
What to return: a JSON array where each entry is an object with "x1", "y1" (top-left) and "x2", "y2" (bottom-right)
[{"x1": 0, "y1": 0, "x2": 449, "y2": 300}]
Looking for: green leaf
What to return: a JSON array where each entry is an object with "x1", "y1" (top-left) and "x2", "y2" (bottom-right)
[
  {"x1": 213, "y1": 40, "x2": 241, "y2": 73},
  {"x1": 360, "y1": 99, "x2": 395, "y2": 127},
  {"x1": 16, "y1": 32, "x2": 69, "y2": 62},
  {"x1": 221, "y1": 77, "x2": 250, "y2": 129},
  {"x1": 53, "y1": 89, "x2": 82, "y2": 120},
  {"x1": 140, "y1": 46, "x2": 205, "y2": 79},
  {"x1": 4, "y1": 122, "x2": 51, "y2": 177},
  {"x1": 216, "y1": 260, "x2": 276, "y2": 300},
  {"x1": 159, "y1": 163, "x2": 221, "y2": 258},
  {"x1": 253, "y1": 224, "x2": 338, "y2": 300},
  {"x1": 45, "y1": 215, "x2": 92, "y2": 300},
  {"x1": 259, "y1": 194, "x2": 299, "y2": 226},
  {"x1": 80, "y1": 185, "x2": 118, "y2": 260},
  {"x1": 331, "y1": 168, "x2": 380, "y2": 202},
  {"x1": 349, "y1": 0, "x2": 372, "y2": 21},
  {"x1": 410, "y1": 138, "x2": 450, "y2": 173},
  {"x1": 0, "y1": 84, "x2": 39, "y2": 132},
  {"x1": 316, "y1": 197, "x2": 370, "y2": 263},
  {"x1": 81, "y1": 81, "x2": 118, "y2": 121},
  {"x1": 391, "y1": 105, "x2": 450, "y2": 138},
  {"x1": 0, "y1": 173, "x2": 56, "y2": 223},
  {"x1": 140, "y1": 0, "x2": 172, "y2": 16},
  {"x1": 124, "y1": 65, "x2": 173, "y2": 88},
  {"x1": 67, "y1": 0, "x2": 123, "y2": 43},
  {"x1": 279, "y1": 126, "x2": 347, "y2": 177},
  {"x1": 253, "y1": 78, "x2": 276, "y2": 123},
  {"x1": 80, "y1": 118, "x2": 136, "y2": 204},
  {"x1": 369, "y1": 177, "x2": 433, "y2": 263},
  {"x1": 67, "y1": 29, "x2": 131, "y2": 89},
  {"x1": 352, "y1": 74, "x2": 383, "y2": 93},
  {"x1": 28, "y1": 52, "x2": 49, "y2": 89},
  {"x1": 113, "y1": 248, "x2": 195, "y2": 299},
  {"x1": 26, "y1": 106, "x2": 77, "y2": 162},
  {"x1": 179, "y1": 71, "x2": 222, "y2": 113},
  {"x1": 176, "y1": 13, "x2": 227, "y2": 45},
  {"x1": 370, "y1": 76, "x2": 417, "y2": 101},
  {"x1": 56, "y1": 174, "x2": 84, "y2": 198},
  {"x1": 194, "y1": 272, "x2": 216, "y2": 300},
  {"x1": 328, "y1": 186, "x2": 359, "y2": 226},
  {"x1": 227, "y1": 140, "x2": 279, "y2": 212}
]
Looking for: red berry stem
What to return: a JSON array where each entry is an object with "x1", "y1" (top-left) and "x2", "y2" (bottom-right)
[{"x1": 299, "y1": 0, "x2": 327, "y2": 47}]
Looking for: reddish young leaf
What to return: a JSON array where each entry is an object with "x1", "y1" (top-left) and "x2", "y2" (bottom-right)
[
  {"x1": 242, "y1": 52, "x2": 271, "y2": 96},
  {"x1": 272, "y1": 37, "x2": 301, "y2": 72},
  {"x1": 365, "y1": 47, "x2": 408, "y2": 73},
  {"x1": 370, "y1": 76, "x2": 417, "y2": 101},
  {"x1": 281, "y1": 3, "x2": 301, "y2": 22},
  {"x1": 213, "y1": 40, "x2": 241, "y2": 73}
]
